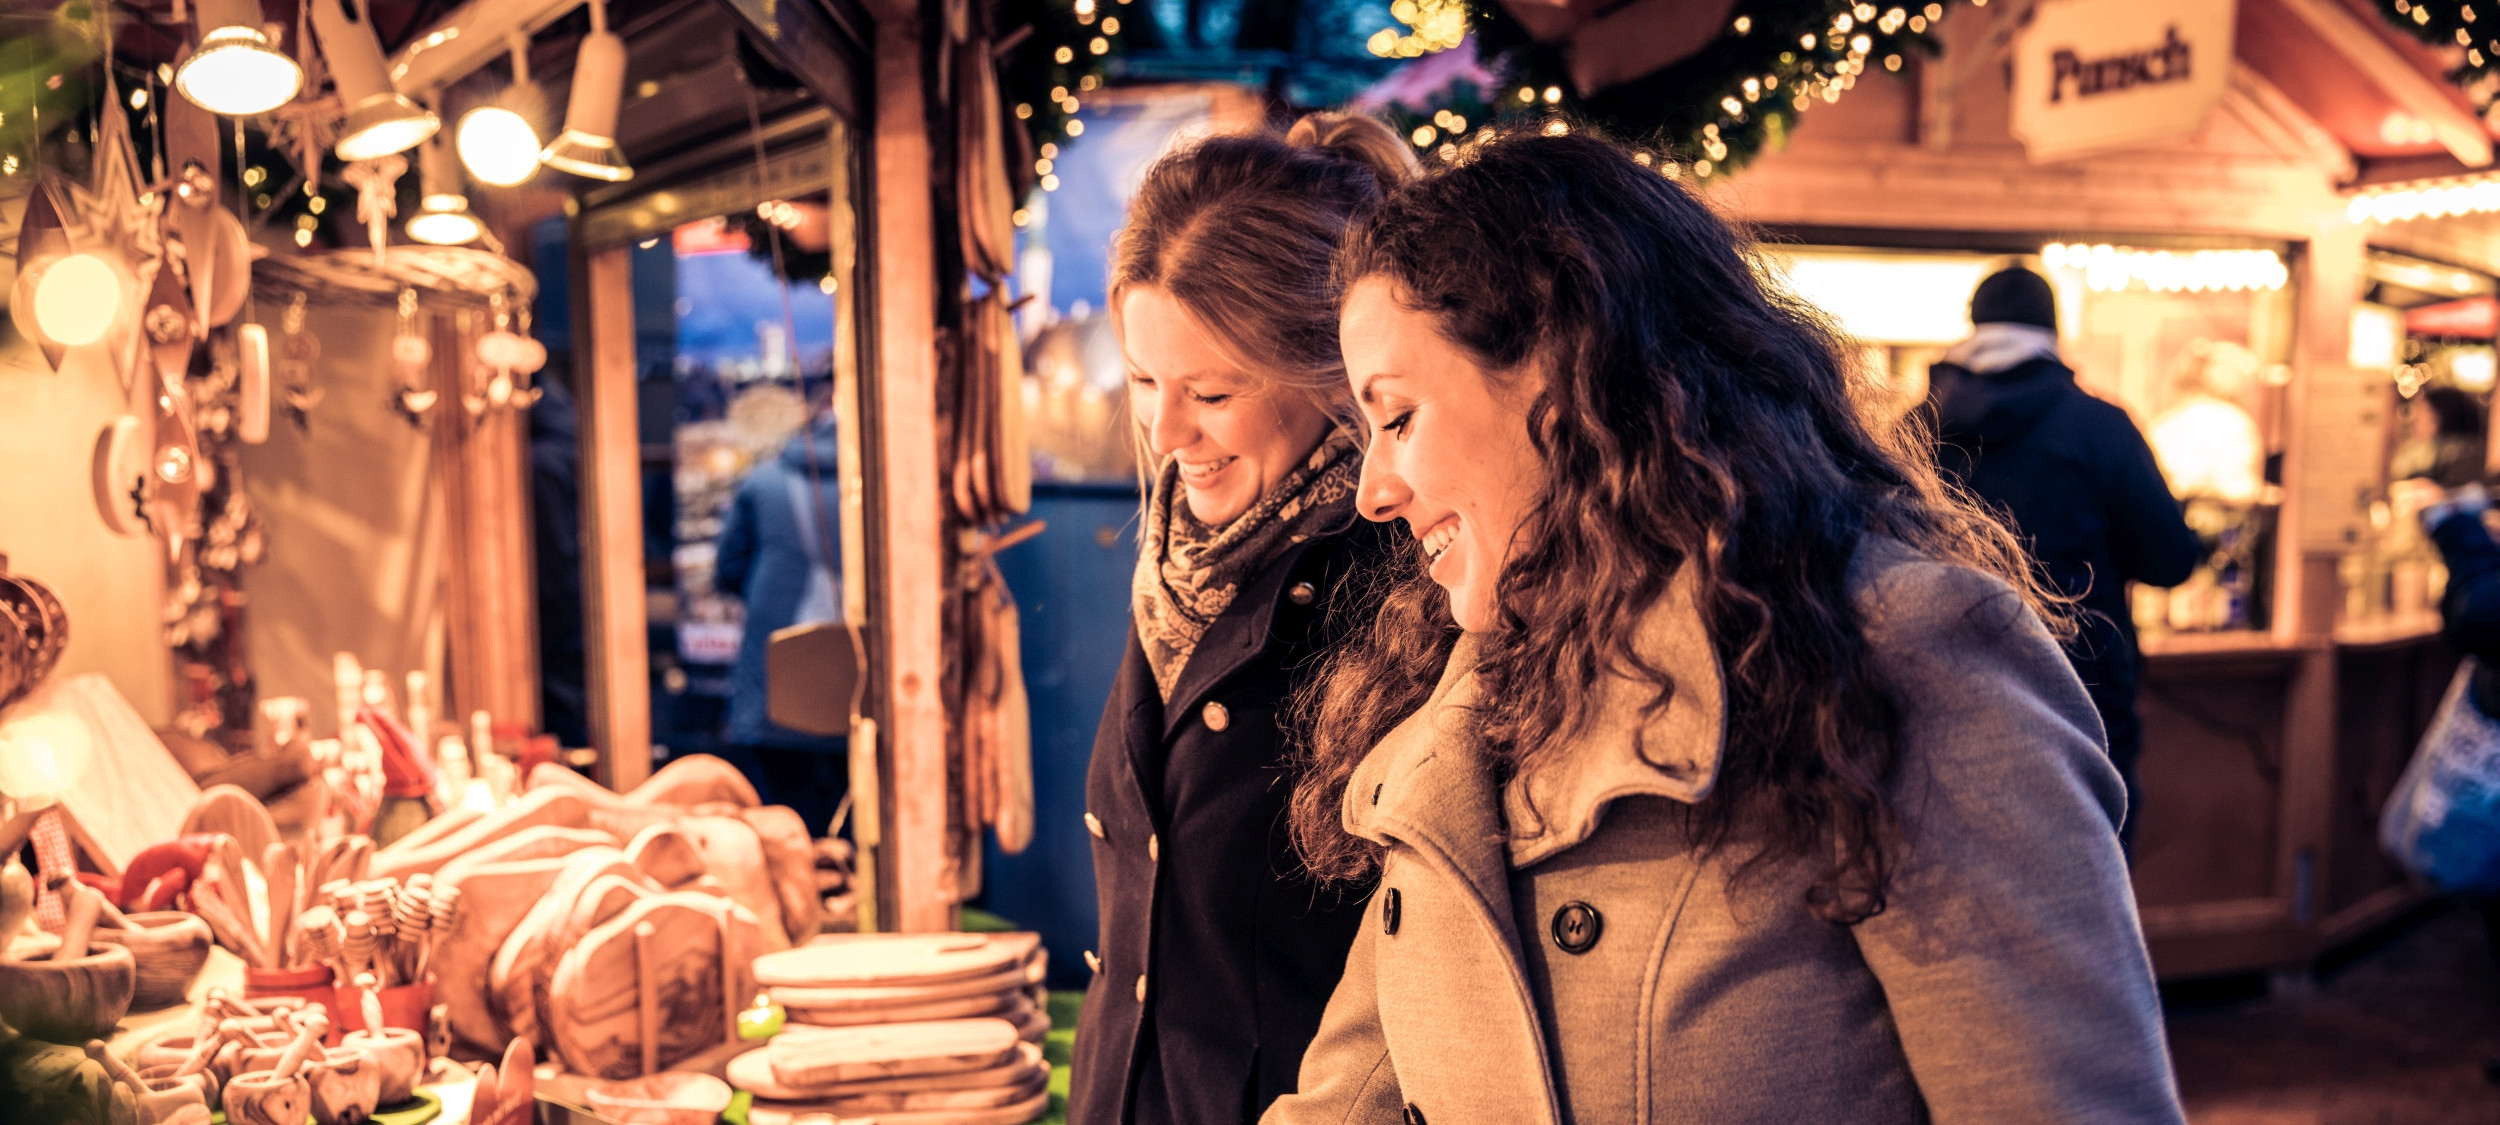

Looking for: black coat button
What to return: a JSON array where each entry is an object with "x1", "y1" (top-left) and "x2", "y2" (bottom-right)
[
  {"x1": 1551, "y1": 901, "x2": 1602, "y2": 954},
  {"x1": 1382, "y1": 888, "x2": 1401, "y2": 935},
  {"x1": 1403, "y1": 1103, "x2": 1427, "y2": 1125}
]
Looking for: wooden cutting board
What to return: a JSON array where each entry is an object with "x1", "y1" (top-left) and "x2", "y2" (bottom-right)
[
  {"x1": 786, "y1": 987, "x2": 1030, "y2": 1028},
  {"x1": 759, "y1": 1070, "x2": 1044, "y2": 1115},
  {"x1": 765, "y1": 1018, "x2": 1020, "y2": 1087},
  {"x1": 746, "y1": 1088, "x2": 1049, "y2": 1125},
  {"x1": 674, "y1": 817, "x2": 789, "y2": 952},
  {"x1": 728, "y1": 1042, "x2": 1044, "y2": 1101},
  {"x1": 485, "y1": 852, "x2": 643, "y2": 1047},
  {"x1": 435, "y1": 856, "x2": 580, "y2": 1054},
  {"x1": 754, "y1": 933, "x2": 1038, "y2": 989},
  {"x1": 765, "y1": 961, "x2": 1034, "y2": 1011},
  {"x1": 544, "y1": 893, "x2": 763, "y2": 1079}
]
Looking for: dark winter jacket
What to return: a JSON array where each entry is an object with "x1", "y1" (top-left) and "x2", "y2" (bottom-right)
[
  {"x1": 715, "y1": 419, "x2": 845, "y2": 750},
  {"x1": 2427, "y1": 508, "x2": 2500, "y2": 717},
  {"x1": 1929, "y1": 355, "x2": 2201, "y2": 700},
  {"x1": 1071, "y1": 516, "x2": 1406, "y2": 1125}
]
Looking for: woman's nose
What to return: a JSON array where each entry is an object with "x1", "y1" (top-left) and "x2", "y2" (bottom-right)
[
  {"x1": 1356, "y1": 449, "x2": 1409, "y2": 523},
  {"x1": 1147, "y1": 387, "x2": 1191, "y2": 459}
]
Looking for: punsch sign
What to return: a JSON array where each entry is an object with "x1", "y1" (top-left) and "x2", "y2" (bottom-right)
[{"x1": 2011, "y1": 0, "x2": 2236, "y2": 163}]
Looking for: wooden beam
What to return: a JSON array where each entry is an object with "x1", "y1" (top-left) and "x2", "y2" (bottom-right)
[
  {"x1": 869, "y1": 8, "x2": 951, "y2": 932},
  {"x1": 577, "y1": 245, "x2": 653, "y2": 792},
  {"x1": 2273, "y1": 0, "x2": 2493, "y2": 168},
  {"x1": 2225, "y1": 63, "x2": 2357, "y2": 185}
]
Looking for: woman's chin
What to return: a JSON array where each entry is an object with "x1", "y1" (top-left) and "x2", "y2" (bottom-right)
[{"x1": 1182, "y1": 487, "x2": 1251, "y2": 526}]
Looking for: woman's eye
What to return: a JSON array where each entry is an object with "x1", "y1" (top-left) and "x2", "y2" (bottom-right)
[
  {"x1": 1191, "y1": 392, "x2": 1231, "y2": 406},
  {"x1": 1381, "y1": 410, "x2": 1414, "y2": 437}
]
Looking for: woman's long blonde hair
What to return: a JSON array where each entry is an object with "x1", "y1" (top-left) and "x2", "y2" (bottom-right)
[{"x1": 1107, "y1": 111, "x2": 1416, "y2": 460}]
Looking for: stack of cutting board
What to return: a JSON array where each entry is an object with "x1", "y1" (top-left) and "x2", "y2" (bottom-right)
[{"x1": 729, "y1": 932, "x2": 1052, "y2": 1125}]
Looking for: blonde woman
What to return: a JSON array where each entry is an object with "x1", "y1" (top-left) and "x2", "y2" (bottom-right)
[{"x1": 1069, "y1": 113, "x2": 1415, "y2": 1125}]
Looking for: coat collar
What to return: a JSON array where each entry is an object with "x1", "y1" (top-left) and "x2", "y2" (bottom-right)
[
  {"x1": 1342, "y1": 564, "x2": 1727, "y2": 872},
  {"x1": 1159, "y1": 538, "x2": 1320, "y2": 738}
]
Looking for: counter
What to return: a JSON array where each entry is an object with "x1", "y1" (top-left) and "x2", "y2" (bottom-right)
[{"x1": 2132, "y1": 618, "x2": 2452, "y2": 978}]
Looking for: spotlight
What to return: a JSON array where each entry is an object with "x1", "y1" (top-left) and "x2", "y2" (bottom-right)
[
  {"x1": 458, "y1": 107, "x2": 541, "y2": 186},
  {"x1": 311, "y1": 0, "x2": 438, "y2": 160},
  {"x1": 173, "y1": 0, "x2": 304, "y2": 116},
  {"x1": 541, "y1": 0, "x2": 634, "y2": 181},
  {"x1": 457, "y1": 40, "x2": 543, "y2": 187},
  {"x1": 407, "y1": 136, "x2": 485, "y2": 246}
]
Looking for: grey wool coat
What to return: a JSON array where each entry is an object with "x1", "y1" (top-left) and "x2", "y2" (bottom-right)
[{"x1": 1262, "y1": 543, "x2": 2187, "y2": 1125}]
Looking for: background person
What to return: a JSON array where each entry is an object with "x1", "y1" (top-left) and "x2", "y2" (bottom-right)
[
  {"x1": 1271, "y1": 132, "x2": 2182, "y2": 1125},
  {"x1": 1068, "y1": 112, "x2": 1415, "y2": 1125},
  {"x1": 713, "y1": 412, "x2": 848, "y2": 832},
  {"x1": 1927, "y1": 267, "x2": 2201, "y2": 854}
]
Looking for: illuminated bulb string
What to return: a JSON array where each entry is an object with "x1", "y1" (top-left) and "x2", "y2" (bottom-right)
[{"x1": 2040, "y1": 243, "x2": 2290, "y2": 293}]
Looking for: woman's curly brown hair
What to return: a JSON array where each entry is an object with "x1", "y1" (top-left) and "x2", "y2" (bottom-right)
[{"x1": 1286, "y1": 129, "x2": 2062, "y2": 924}]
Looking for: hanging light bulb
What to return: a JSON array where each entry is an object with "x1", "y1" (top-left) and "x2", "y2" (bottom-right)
[
  {"x1": 173, "y1": 0, "x2": 305, "y2": 115},
  {"x1": 311, "y1": 0, "x2": 438, "y2": 160},
  {"x1": 541, "y1": 0, "x2": 635, "y2": 181},
  {"x1": 458, "y1": 39, "x2": 543, "y2": 187},
  {"x1": 15, "y1": 254, "x2": 124, "y2": 348},
  {"x1": 407, "y1": 134, "x2": 485, "y2": 246},
  {"x1": 458, "y1": 108, "x2": 541, "y2": 185}
]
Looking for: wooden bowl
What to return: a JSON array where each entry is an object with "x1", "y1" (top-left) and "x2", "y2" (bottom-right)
[
  {"x1": 0, "y1": 941, "x2": 133, "y2": 1043},
  {"x1": 583, "y1": 1072, "x2": 734, "y2": 1125},
  {"x1": 341, "y1": 1028, "x2": 424, "y2": 1106},
  {"x1": 92, "y1": 911, "x2": 213, "y2": 1010},
  {"x1": 222, "y1": 1069, "x2": 310, "y2": 1125},
  {"x1": 306, "y1": 1048, "x2": 381, "y2": 1125}
]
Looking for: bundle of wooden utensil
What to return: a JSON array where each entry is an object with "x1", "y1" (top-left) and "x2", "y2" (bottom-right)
[
  {"x1": 727, "y1": 932, "x2": 1051, "y2": 1125},
  {"x1": 291, "y1": 873, "x2": 459, "y2": 988}
]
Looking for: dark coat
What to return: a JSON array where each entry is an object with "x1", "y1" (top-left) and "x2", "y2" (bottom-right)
[
  {"x1": 1929, "y1": 355, "x2": 2200, "y2": 839},
  {"x1": 1070, "y1": 517, "x2": 1403, "y2": 1125},
  {"x1": 2428, "y1": 508, "x2": 2500, "y2": 717}
]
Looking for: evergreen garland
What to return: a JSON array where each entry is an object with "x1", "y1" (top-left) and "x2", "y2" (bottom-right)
[
  {"x1": 994, "y1": 0, "x2": 1131, "y2": 165},
  {"x1": 2369, "y1": 0, "x2": 2500, "y2": 113},
  {"x1": 1373, "y1": 0, "x2": 1966, "y2": 178}
]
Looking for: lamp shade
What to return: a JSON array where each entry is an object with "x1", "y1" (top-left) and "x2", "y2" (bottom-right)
[
  {"x1": 406, "y1": 136, "x2": 485, "y2": 246},
  {"x1": 310, "y1": 0, "x2": 438, "y2": 160},
  {"x1": 540, "y1": 30, "x2": 633, "y2": 181},
  {"x1": 174, "y1": 0, "x2": 305, "y2": 116}
]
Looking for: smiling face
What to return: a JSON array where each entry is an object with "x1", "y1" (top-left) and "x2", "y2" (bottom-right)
[
  {"x1": 1123, "y1": 284, "x2": 1335, "y2": 526},
  {"x1": 1341, "y1": 276, "x2": 1546, "y2": 633}
]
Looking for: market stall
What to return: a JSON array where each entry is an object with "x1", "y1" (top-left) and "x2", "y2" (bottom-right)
[
  {"x1": 1708, "y1": 0, "x2": 2500, "y2": 977},
  {"x1": 0, "y1": 0, "x2": 1062, "y2": 1117}
]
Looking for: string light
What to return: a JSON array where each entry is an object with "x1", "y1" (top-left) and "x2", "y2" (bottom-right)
[
  {"x1": 2347, "y1": 176, "x2": 2500, "y2": 224},
  {"x1": 1368, "y1": 0, "x2": 1468, "y2": 57},
  {"x1": 2040, "y1": 243, "x2": 2289, "y2": 292}
]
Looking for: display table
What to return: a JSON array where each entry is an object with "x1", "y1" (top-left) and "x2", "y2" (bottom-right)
[
  {"x1": 106, "y1": 947, "x2": 481, "y2": 1125},
  {"x1": 2131, "y1": 619, "x2": 2451, "y2": 979}
]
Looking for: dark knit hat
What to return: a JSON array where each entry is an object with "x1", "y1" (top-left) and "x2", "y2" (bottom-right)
[{"x1": 1969, "y1": 267, "x2": 2058, "y2": 331}]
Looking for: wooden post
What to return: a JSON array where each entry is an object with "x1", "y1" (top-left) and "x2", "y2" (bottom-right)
[
  {"x1": 427, "y1": 310, "x2": 541, "y2": 736},
  {"x1": 869, "y1": 3, "x2": 952, "y2": 933},
  {"x1": 577, "y1": 246, "x2": 653, "y2": 792}
]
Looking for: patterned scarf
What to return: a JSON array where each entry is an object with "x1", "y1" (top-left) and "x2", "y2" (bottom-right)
[{"x1": 1133, "y1": 430, "x2": 1362, "y2": 698}]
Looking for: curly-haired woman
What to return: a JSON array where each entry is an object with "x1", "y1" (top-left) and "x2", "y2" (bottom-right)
[
  {"x1": 1068, "y1": 113, "x2": 1417, "y2": 1125},
  {"x1": 1265, "y1": 132, "x2": 2184, "y2": 1125}
]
